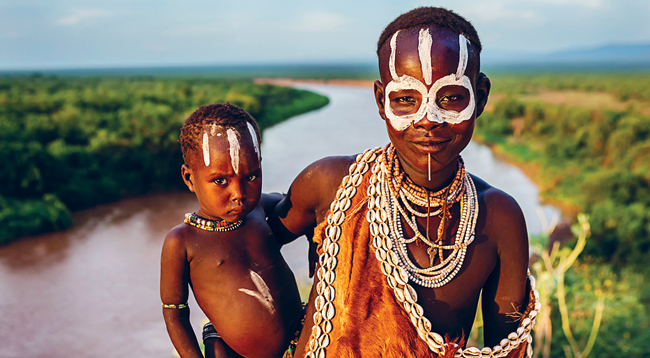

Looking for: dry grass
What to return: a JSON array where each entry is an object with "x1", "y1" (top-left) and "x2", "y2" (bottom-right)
[{"x1": 516, "y1": 90, "x2": 650, "y2": 116}]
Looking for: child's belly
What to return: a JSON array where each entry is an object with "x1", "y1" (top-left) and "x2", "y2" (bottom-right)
[{"x1": 192, "y1": 264, "x2": 303, "y2": 357}]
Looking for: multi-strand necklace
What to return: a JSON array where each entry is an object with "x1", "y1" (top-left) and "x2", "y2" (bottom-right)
[
  {"x1": 378, "y1": 145, "x2": 478, "y2": 288},
  {"x1": 306, "y1": 147, "x2": 540, "y2": 358},
  {"x1": 184, "y1": 212, "x2": 243, "y2": 232}
]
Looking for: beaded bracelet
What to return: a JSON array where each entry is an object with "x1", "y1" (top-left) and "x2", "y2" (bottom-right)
[{"x1": 162, "y1": 302, "x2": 188, "y2": 309}]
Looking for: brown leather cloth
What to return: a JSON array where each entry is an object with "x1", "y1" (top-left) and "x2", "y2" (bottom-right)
[{"x1": 303, "y1": 150, "x2": 535, "y2": 358}]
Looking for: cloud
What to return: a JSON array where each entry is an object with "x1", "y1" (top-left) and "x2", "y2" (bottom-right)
[{"x1": 57, "y1": 9, "x2": 114, "y2": 26}]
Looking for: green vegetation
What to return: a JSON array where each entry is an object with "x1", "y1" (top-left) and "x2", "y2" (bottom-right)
[
  {"x1": 475, "y1": 71, "x2": 650, "y2": 357},
  {"x1": 478, "y1": 72, "x2": 650, "y2": 266},
  {"x1": 0, "y1": 75, "x2": 329, "y2": 243}
]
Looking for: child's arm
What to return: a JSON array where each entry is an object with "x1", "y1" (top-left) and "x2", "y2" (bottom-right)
[{"x1": 160, "y1": 230, "x2": 203, "y2": 358}]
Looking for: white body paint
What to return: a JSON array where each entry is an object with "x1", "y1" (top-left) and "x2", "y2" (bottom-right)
[
  {"x1": 246, "y1": 122, "x2": 260, "y2": 161},
  {"x1": 384, "y1": 29, "x2": 476, "y2": 131},
  {"x1": 238, "y1": 270, "x2": 276, "y2": 315},
  {"x1": 202, "y1": 131, "x2": 211, "y2": 167},
  {"x1": 226, "y1": 128, "x2": 240, "y2": 175}
]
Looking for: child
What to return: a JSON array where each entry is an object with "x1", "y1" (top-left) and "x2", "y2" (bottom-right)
[{"x1": 160, "y1": 103, "x2": 304, "y2": 358}]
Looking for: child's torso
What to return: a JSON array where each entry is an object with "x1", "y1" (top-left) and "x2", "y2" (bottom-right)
[{"x1": 186, "y1": 205, "x2": 303, "y2": 357}]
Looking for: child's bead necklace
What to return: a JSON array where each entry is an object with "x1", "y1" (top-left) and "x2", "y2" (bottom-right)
[{"x1": 184, "y1": 212, "x2": 243, "y2": 232}]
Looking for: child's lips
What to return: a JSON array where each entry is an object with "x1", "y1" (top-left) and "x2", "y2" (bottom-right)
[{"x1": 228, "y1": 207, "x2": 244, "y2": 216}]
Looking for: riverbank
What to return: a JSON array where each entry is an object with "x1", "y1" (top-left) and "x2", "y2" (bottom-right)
[
  {"x1": 0, "y1": 84, "x2": 563, "y2": 358},
  {"x1": 254, "y1": 77, "x2": 375, "y2": 88},
  {"x1": 0, "y1": 77, "x2": 329, "y2": 244}
]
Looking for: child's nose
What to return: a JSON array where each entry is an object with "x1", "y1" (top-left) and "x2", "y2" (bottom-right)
[{"x1": 230, "y1": 181, "x2": 246, "y2": 202}]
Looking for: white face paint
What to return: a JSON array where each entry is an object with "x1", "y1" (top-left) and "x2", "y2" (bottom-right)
[
  {"x1": 226, "y1": 128, "x2": 240, "y2": 175},
  {"x1": 202, "y1": 131, "x2": 211, "y2": 167},
  {"x1": 384, "y1": 29, "x2": 476, "y2": 131},
  {"x1": 238, "y1": 270, "x2": 276, "y2": 315},
  {"x1": 246, "y1": 122, "x2": 260, "y2": 162}
]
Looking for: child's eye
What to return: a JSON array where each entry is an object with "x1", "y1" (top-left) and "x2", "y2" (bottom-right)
[
  {"x1": 214, "y1": 178, "x2": 227, "y2": 186},
  {"x1": 245, "y1": 175, "x2": 258, "y2": 182}
]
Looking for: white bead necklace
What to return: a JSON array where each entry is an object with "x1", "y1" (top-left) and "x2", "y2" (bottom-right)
[{"x1": 377, "y1": 154, "x2": 478, "y2": 288}]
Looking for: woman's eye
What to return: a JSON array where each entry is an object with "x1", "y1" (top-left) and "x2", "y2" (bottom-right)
[
  {"x1": 246, "y1": 175, "x2": 258, "y2": 182},
  {"x1": 395, "y1": 96, "x2": 416, "y2": 104},
  {"x1": 214, "y1": 178, "x2": 227, "y2": 186},
  {"x1": 439, "y1": 95, "x2": 462, "y2": 104}
]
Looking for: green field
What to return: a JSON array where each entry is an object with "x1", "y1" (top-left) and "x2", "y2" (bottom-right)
[
  {"x1": 0, "y1": 75, "x2": 329, "y2": 243},
  {"x1": 474, "y1": 71, "x2": 650, "y2": 358},
  {"x1": 2, "y1": 68, "x2": 649, "y2": 357}
]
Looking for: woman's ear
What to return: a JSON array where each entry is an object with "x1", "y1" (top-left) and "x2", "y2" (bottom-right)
[
  {"x1": 475, "y1": 72, "x2": 491, "y2": 118},
  {"x1": 374, "y1": 80, "x2": 388, "y2": 121}
]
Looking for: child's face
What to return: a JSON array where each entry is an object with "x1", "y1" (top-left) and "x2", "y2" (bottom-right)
[
  {"x1": 374, "y1": 25, "x2": 489, "y2": 180},
  {"x1": 182, "y1": 125, "x2": 262, "y2": 223}
]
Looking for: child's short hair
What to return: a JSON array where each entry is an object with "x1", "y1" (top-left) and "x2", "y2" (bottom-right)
[
  {"x1": 180, "y1": 102, "x2": 261, "y2": 167},
  {"x1": 377, "y1": 7, "x2": 482, "y2": 57}
]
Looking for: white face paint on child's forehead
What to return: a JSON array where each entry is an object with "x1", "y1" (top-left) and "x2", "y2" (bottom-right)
[
  {"x1": 226, "y1": 128, "x2": 240, "y2": 175},
  {"x1": 384, "y1": 28, "x2": 475, "y2": 131},
  {"x1": 246, "y1": 122, "x2": 260, "y2": 162},
  {"x1": 202, "y1": 130, "x2": 211, "y2": 167},
  {"x1": 202, "y1": 124, "x2": 256, "y2": 174}
]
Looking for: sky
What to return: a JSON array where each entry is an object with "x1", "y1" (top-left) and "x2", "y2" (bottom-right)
[{"x1": 1, "y1": 0, "x2": 649, "y2": 70}]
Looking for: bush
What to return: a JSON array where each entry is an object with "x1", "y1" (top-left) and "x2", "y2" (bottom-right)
[{"x1": 0, "y1": 76, "x2": 329, "y2": 243}]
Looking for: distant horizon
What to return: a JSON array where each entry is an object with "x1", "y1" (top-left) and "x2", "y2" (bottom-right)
[
  {"x1": 2, "y1": 1, "x2": 648, "y2": 71},
  {"x1": 2, "y1": 40, "x2": 650, "y2": 73}
]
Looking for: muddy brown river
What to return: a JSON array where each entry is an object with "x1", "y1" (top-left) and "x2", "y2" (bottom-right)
[{"x1": 0, "y1": 84, "x2": 559, "y2": 358}]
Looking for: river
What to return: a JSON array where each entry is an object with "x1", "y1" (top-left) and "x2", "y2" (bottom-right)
[{"x1": 0, "y1": 84, "x2": 559, "y2": 358}]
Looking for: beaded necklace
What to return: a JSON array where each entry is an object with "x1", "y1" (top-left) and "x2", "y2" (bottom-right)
[
  {"x1": 383, "y1": 145, "x2": 473, "y2": 271},
  {"x1": 376, "y1": 145, "x2": 477, "y2": 288},
  {"x1": 306, "y1": 147, "x2": 540, "y2": 358},
  {"x1": 184, "y1": 212, "x2": 243, "y2": 232}
]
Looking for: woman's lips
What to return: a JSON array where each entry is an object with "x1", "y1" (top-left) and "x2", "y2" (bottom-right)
[{"x1": 412, "y1": 139, "x2": 451, "y2": 153}]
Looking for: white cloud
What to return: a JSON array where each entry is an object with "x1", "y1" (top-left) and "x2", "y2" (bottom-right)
[{"x1": 57, "y1": 9, "x2": 113, "y2": 26}]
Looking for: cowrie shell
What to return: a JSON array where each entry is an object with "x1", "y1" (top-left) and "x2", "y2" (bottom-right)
[
  {"x1": 381, "y1": 261, "x2": 393, "y2": 276},
  {"x1": 352, "y1": 173, "x2": 363, "y2": 186},
  {"x1": 311, "y1": 325, "x2": 322, "y2": 338},
  {"x1": 323, "y1": 320, "x2": 332, "y2": 333},
  {"x1": 339, "y1": 197, "x2": 351, "y2": 212},
  {"x1": 327, "y1": 242, "x2": 339, "y2": 257},
  {"x1": 326, "y1": 256, "x2": 337, "y2": 271},
  {"x1": 387, "y1": 275, "x2": 397, "y2": 289},
  {"x1": 324, "y1": 302, "x2": 335, "y2": 320},
  {"x1": 315, "y1": 296, "x2": 325, "y2": 310},
  {"x1": 324, "y1": 270, "x2": 335, "y2": 284},
  {"x1": 335, "y1": 188, "x2": 346, "y2": 201},
  {"x1": 404, "y1": 285, "x2": 417, "y2": 304},
  {"x1": 348, "y1": 162, "x2": 358, "y2": 174},
  {"x1": 313, "y1": 311, "x2": 323, "y2": 325},
  {"x1": 464, "y1": 347, "x2": 481, "y2": 357},
  {"x1": 318, "y1": 334, "x2": 330, "y2": 348},
  {"x1": 375, "y1": 247, "x2": 387, "y2": 261}
]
